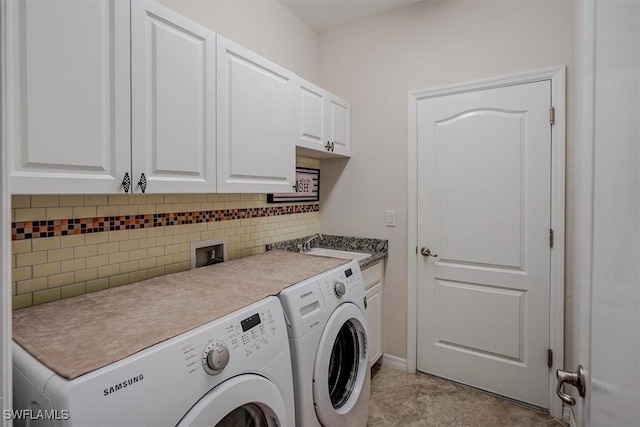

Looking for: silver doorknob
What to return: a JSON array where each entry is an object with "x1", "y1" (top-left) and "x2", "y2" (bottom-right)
[
  {"x1": 421, "y1": 247, "x2": 438, "y2": 257},
  {"x1": 556, "y1": 365, "x2": 586, "y2": 406}
]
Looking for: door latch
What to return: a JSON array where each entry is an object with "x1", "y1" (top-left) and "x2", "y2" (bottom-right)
[
  {"x1": 420, "y1": 247, "x2": 438, "y2": 257},
  {"x1": 556, "y1": 365, "x2": 586, "y2": 406}
]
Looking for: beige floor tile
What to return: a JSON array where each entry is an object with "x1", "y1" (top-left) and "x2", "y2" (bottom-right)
[{"x1": 369, "y1": 364, "x2": 563, "y2": 427}]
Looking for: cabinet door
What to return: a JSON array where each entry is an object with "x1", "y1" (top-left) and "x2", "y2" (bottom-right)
[
  {"x1": 326, "y1": 94, "x2": 351, "y2": 157},
  {"x1": 216, "y1": 36, "x2": 296, "y2": 193},
  {"x1": 7, "y1": 0, "x2": 130, "y2": 194},
  {"x1": 295, "y1": 78, "x2": 327, "y2": 153},
  {"x1": 131, "y1": 1, "x2": 216, "y2": 194},
  {"x1": 365, "y1": 281, "x2": 383, "y2": 365}
]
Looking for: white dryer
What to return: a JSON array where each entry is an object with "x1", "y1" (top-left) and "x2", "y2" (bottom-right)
[
  {"x1": 13, "y1": 296, "x2": 295, "y2": 426},
  {"x1": 278, "y1": 260, "x2": 370, "y2": 427}
]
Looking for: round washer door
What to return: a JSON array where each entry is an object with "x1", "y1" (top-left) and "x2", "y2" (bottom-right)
[
  {"x1": 313, "y1": 302, "x2": 368, "y2": 426},
  {"x1": 177, "y1": 374, "x2": 290, "y2": 427}
]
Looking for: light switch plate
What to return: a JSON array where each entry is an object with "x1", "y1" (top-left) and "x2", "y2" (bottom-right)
[{"x1": 385, "y1": 210, "x2": 396, "y2": 227}]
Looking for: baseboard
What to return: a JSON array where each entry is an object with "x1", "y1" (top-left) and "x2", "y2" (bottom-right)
[
  {"x1": 380, "y1": 354, "x2": 407, "y2": 371},
  {"x1": 563, "y1": 406, "x2": 577, "y2": 427}
]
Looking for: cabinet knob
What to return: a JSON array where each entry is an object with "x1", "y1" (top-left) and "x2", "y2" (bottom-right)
[
  {"x1": 122, "y1": 173, "x2": 131, "y2": 194},
  {"x1": 325, "y1": 141, "x2": 332, "y2": 151},
  {"x1": 138, "y1": 173, "x2": 147, "y2": 194},
  {"x1": 331, "y1": 142, "x2": 335, "y2": 152}
]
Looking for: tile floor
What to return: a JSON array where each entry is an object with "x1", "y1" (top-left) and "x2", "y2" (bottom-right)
[{"x1": 368, "y1": 364, "x2": 565, "y2": 427}]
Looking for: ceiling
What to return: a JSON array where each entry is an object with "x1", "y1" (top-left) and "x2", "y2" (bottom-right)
[{"x1": 278, "y1": 0, "x2": 423, "y2": 33}]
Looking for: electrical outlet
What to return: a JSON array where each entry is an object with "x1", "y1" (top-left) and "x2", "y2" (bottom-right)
[{"x1": 385, "y1": 210, "x2": 396, "y2": 227}]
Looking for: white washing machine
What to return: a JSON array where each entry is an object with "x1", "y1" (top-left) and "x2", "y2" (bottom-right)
[
  {"x1": 12, "y1": 296, "x2": 295, "y2": 426},
  {"x1": 278, "y1": 260, "x2": 370, "y2": 427}
]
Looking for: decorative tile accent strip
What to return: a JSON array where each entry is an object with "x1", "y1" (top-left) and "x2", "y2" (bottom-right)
[{"x1": 12, "y1": 204, "x2": 320, "y2": 241}]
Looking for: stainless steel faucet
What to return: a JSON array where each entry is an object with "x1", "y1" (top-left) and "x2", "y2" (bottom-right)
[{"x1": 298, "y1": 233, "x2": 323, "y2": 252}]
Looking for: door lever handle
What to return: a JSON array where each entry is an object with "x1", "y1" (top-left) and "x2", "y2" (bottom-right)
[
  {"x1": 556, "y1": 365, "x2": 586, "y2": 406},
  {"x1": 420, "y1": 247, "x2": 438, "y2": 257}
]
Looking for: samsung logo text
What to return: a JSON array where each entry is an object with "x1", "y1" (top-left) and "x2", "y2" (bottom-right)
[{"x1": 103, "y1": 374, "x2": 144, "y2": 396}]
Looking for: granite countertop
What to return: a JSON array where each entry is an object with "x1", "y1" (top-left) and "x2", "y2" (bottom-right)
[
  {"x1": 12, "y1": 250, "x2": 348, "y2": 380},
  {"x1": 266, "y1": 234, "x2": 388, "y2": 270}
]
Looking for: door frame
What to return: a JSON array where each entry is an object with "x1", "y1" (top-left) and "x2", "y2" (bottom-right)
[
  {"x1": 0, "y1": 0, "x2": 12, "y2": 421},
  {"x1": 407, "y1": 66, "x2": 566, "y2": 418}
]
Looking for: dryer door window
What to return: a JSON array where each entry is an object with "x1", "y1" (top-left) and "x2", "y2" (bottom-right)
[
  {"x1": 217, "y1": 403, "x2": 269, "y2": 427},
  {"x1": 328, "y1": 320, "x2": 361, "y2": 408},
  {"x1": 313, "y1": 302, "x2": 370, "y2": 426},
  {"x1": 177, "y1": 375, "x2": 289, "y2": 427}
]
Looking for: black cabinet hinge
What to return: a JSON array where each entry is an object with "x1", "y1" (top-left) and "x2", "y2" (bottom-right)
[{"x1": 548, "y1": 349, "x2": 553, "y2": 368}]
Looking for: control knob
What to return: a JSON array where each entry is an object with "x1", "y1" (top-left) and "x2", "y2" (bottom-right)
[
  {"x1": 203, "y1": 341, "x2": 230, "y2": 375},
  {"x1": 334, "y1": 280, "x2": 346, "y2": 298}
]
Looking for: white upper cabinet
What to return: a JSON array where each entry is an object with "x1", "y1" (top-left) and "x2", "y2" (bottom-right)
[
  {"x1": 6, "y1": 0, "x2": 131, "y2": 194},
  {"x1": 7, "y1": 1, "x2": 350, "y2": 194},
  {"x1": 7, "y1": 0, "x2": 216, "y2": 195},
  {"x1": 294, "y1": 77, "x2": 351, "y2": 159},
  {"x1": 327, "y1": 94, "x2": 351, "y2": 157},
  {"x1": 131, "y1": 1, "x2": 216, "y2": 194},
  {"x1": 216, "y1": 36, "x2": 296, "y2": 193},
  {"x1": 296, "y1": 79, "x2": 327, "y2": 153}
]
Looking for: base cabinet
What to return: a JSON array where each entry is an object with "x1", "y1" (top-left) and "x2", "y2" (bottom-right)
[{"x1": 363, "y1": 261, "x2": 384, "y2": 365}]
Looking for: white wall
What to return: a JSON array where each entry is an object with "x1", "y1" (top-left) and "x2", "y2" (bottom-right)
[
  {"x1": 319, "y1": 0, "x2": 576, "y2": 362},
  {"x1": 158, "y1": 0, "x2": 321, "y2": 84}
]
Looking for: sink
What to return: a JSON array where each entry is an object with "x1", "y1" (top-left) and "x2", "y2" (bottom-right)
[{"x1": 305, "y1": 248, "x2": 371, "y2": 262}]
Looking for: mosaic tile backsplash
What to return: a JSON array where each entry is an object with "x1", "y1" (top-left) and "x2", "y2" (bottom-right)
[
  {"x1": 10, "y1": 157, "x2": 321, "y2": 309},
  {"x1": 12, "y1": 205, "x2": 319, "y2": 241}
]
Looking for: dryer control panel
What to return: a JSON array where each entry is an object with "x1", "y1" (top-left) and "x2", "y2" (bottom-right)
[
  {"x1": 279, "y1": 260, "x2": 365, "y2": 339},
  {"x1": 318, "y1": 264, "x2": 365, "y2": 310}
]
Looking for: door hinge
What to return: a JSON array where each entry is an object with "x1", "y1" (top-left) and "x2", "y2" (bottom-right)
[
  {"x1": 550, "y1": 106, "x2": 555, "y2": 125},
  {"x1": 548, "y1": 349, "x2": 553, "y2": 368},
  {"x1": 416, "y1": 246, "x2": 418, "y2": 254},
  {"x1": 549, "y1": 229, "x2": 554, "y2": 248}
]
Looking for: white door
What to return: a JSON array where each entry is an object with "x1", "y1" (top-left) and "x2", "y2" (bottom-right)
[
  {"x1": 131, "y1": 1, "x2": 216, "y2": 194},
  {"x1": 417, "y1": 81, "x2": 552, "y2": 407},
  {"x1": 216, "y1": 36, "x2": 296, "y2": 193},
  {"x1": 6, "y1": 0, "x2": 130, "y2": 194},
  {"x1": 574, "y1": 1, "x2": 640, "y2": 425}
]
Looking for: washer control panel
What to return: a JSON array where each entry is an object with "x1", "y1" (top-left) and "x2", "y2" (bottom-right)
[
  {"x1": 198, "y1": 306, "x2": 280, "y2": 375},
  {"x1": 238, "y1": 309, "x2": 276, "y2": 356},
  {"x1": 202, "y1": 341, "x2": 229, "y2": 375}
]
